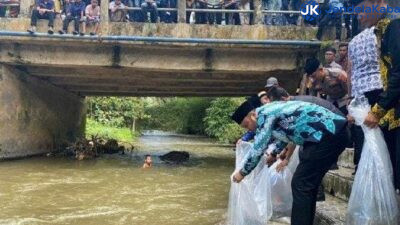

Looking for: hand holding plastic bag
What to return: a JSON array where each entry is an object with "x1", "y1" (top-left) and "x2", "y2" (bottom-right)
[
  {"x1": 268, "y1": 146, "x2": 299, "y2": 219},
  {"x1": 346, "y1": 97, "x2": 399, "y2": 225},
  {"x1": 227, "y1": 142, "x2": 272, "y2": 225}
]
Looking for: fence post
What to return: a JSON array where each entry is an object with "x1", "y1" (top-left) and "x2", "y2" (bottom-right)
[
  {"x1": 19, "y1": 0, "x2": 35, "y2": 18},
  {"x1": 177, "y1": 0, "x2": 186, "y2": 23},
  {"x1": 253, "y1": 0, "x2": 263, "y2": 24},
  {"x1": 101, "y1": 0, "x2": 110, "y2": 22}
]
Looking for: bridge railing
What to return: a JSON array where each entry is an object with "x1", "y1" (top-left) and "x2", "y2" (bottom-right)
[{"x1": 0, "y1": 0, "x2": 357, "y2": 24}]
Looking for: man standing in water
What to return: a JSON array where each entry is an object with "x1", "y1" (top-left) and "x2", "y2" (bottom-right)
[
  {"x1": 143, "y1": 155, "x2": 152, "y2": 168},
  {"x1": 231, "y1": 99, "x2": 349, "y2": 225}
]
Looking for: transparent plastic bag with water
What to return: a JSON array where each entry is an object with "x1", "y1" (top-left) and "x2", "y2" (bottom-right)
[
  {"x1": 227, "y1": 142, "x2": 273, "y2": 225},
  {"x1": 346, "y1": 97, "x2": 399, "y2": 225},
  {"x1": 269, "y1": 146, "x2": 299, "y2": 218}
]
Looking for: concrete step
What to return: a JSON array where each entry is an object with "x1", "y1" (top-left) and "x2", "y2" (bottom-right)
[
  {"x1": 315, "y1": 195, "x2": 348, "y2": 225},
  {"x1": 323, "y1": 166, "x2": 354, "y2": 202},
  {"x1": 337, "y1": 148, "x2": 355, "y2": 169}
]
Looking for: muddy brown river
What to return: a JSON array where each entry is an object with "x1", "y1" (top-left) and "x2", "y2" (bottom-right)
[{"x1": 0, "y1": 131, "x2": 235, "y2": 225}]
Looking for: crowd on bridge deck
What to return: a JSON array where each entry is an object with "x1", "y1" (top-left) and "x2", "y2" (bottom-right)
[
  {"x1": 0, "y1": 0, "x2": 362, "y2": 40},
  {"x1": 230, "y1": 0, "x2": 400, "y2": 223}
]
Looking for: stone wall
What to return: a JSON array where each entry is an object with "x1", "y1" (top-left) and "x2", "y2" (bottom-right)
[
  {"x1": 0, "y1": 65, "x2": 86, "y2": 159},
  {"x1": 0, "y1": 17, "x2": 318, "y2": 40}
]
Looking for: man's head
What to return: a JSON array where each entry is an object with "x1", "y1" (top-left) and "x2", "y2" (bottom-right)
[
  {"x1": 266, "y1": 86, "x2": 290, "y2": 102},
  {"x1": 91, "y1": 0, "x2": 98, "y2": 6},
  {"x1": 338, "y1": 43, "x2": 348, "y2": 59},
  {"x1": 305, "y1": 57, "x2": 325, "y2": 81},
  {"x1": 257, "y1": 91, "x2": 270, "y2": 105},
  {"x1": 265, "y1": 77, "x2": 279, "y2": 90},
  {"x1": 144, "y1": 155, "x2": 152, "y2": 165},
  {"x1": 231, "y1": 101, "x2": 258, "y2": 131},
  {"x1": 324, "y1": 47, "x2": 337, "y2": 64},
  {"x1": 115, "y1": 0, "x2": 121, "y2": 5},
  {"x1": 353, "y1": 0, "x2": 388, "y2": 28}
]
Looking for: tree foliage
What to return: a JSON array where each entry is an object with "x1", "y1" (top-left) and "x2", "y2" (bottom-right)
[
  {"x1": 204, "y1": 98, "x2": 245, "y2": 143},
  {"x1": 141, "y1": 98, "x2": 211, "y2": 134},
  {"x1": 87, "y1": 97, "x2": 148, "y2": 128}
]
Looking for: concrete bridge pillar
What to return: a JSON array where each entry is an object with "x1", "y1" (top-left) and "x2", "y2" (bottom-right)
[{"x1": 0, "y1": 65, "x2": 86, "y2": 159}]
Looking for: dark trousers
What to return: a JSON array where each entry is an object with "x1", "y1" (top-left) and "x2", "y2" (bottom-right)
[
  {"x1": 291, "y1": 127, "x2": 348, "y2": 225},
  {"x1": 225, "y1": 3, "x2": 240, "y2": 25},
  {"x1": 207, "y1": 5, "x2": 222, "y2": 24},
  {"x1": 63, "y1": 15, "x2": 81, "y2": 32},
  {"x1": 316, "y1": 12, "x2": 342, "y2": 40},
  {"x1": 351, "y1": 124, "x2": 364, "y2": 168},
  {"x1": 343, "y1": 1, "x2": 359, "y2": 39},
  {"x1": 30, "y1": 9, "x2": 55, "y2": 27},
  {"x1": 141, "y1": 2, "x2": 158, "y2": 23},
  {"x1": 0, "y1": 6, "x2": 6, "y2": 17},
  {"x1": 383, "y1": 127, "x2": 400, "y2": 190}
]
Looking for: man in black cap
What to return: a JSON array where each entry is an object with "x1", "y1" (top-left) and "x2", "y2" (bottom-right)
[
  {"x1": 231, "y1": 99, "x2": 349, "y2": 225},
  {"x1": 304, "y1": 57, "x2": 349, "y2": 115}
]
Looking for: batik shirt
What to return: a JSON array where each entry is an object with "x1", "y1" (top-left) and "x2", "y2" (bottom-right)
[
  {"x1": 240, "y1": 101, "x2": 346, "y2": 176},
  {"x1": 348, "y1": 27, "x2": 383, "y2": 97}
]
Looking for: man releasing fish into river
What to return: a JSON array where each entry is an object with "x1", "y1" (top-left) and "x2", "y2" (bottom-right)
[{"x1": 231, "y1": 100, "x2": 349, "y2": 225}]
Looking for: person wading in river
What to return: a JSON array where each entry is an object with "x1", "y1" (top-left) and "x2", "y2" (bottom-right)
[
  {"x1": 231, "y1": 99, "x2": 349, "y2": 225},
  {"x1": 143, "y1": 155, "x2": 152, "y2": 168}
]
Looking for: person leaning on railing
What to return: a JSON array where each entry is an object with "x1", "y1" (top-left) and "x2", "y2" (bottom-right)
[
  {"x1": 109, "y1": 0, "x2": 127, "y2": 22},
  {"x1": 140, "y1": 0, "x2": 159, "y2": 22},
  {"x1": 27, "y1": 0, "x2": 56, "y2": 34},
  {"x1": 224, "y1": 0, "x2": 240, "y2": 25}
]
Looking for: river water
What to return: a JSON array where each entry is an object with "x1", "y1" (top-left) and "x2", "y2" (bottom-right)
[{"x1": 0, "y1": 131, "x2": 235, "y2": 225}]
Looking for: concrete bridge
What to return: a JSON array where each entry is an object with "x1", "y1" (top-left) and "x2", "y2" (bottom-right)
[{"x1": 0, "y1": 0, "x2": 322, "y2": 158}]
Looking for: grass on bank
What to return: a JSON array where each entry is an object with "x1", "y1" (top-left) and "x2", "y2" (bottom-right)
[{"x1": 86, "y1": 118, "x2": 137, "y2": 143}]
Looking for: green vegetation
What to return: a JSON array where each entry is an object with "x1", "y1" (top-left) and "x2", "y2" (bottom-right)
[
  {"x1": 141, "y1": 98, "x2": 211, "y2": 135},
  {"x1": 86, "y1": 118, "x2": 136, "y2": 143},
  {"x1": 204, "y1": 98, "x2": 245, "y2": 143},
  {"x1": 86, "y1": 96, "x2": 246, "y2": 144},
  {"x1": 87, "y1": 97, "x2": 148, "y2": 129}
]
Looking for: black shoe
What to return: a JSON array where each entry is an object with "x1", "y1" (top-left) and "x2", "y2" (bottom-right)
[
  {"x1": 47, "y1": 27, "x2": 54, "y2": 35},
  {"x1": 58, "y1": 30, "x2": 66, "y2": 35},
  {"x1": 329, "y1": 163, "x2": 339, "y2": 170},
  {"x1": 317, "y1": 190, "x2": 326, "y2": 202},
  {"x1": 72, "y1": 31, "x2": 79, "y2": 35},
  {"x1": 79, "y1": 32, "x2": 84, "y2": 36},
  {"x1": 90, "y1": 32, "x2": 96, "y2": 36}
]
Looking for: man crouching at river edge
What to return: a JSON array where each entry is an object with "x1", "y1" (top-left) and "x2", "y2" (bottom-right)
[{"x1": 231, "y1": 100, "x2": 349, "y2": 225}]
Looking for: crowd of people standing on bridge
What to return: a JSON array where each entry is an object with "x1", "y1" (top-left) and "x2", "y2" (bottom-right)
[
  {"x1": 231, "y1": 0, "x2": 399, "y2": 223},
  {"x1": 21, "y1": 0, "x2": 366, "y2": 41}
]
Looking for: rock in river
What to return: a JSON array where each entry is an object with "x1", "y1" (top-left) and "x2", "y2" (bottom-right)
[{"x1": 159, "y1": 151, "x2": 190, "y2": 164}]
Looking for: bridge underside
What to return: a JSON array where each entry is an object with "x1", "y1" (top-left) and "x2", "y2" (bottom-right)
[{"x1": 0, "y1": 35, "x2": 318, "y2": 97}]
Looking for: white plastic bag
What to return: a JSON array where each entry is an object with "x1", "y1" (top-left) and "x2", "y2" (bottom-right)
[
  {"x1": 227, "y1": 142, "x2": 273, "y2": 225},
  {"x1": 287, "y1": 146, "x2": 300, "y2": 175},
  {"x1": 346, "y1": 97, "x2": 399, "y2": 225},
  {"x1": 269, "y1": 147, "x2": 299, "y2": 219}
]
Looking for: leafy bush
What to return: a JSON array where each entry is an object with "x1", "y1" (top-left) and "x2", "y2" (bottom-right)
[
  {"x1": 86, "y1": 118, "x2": 136, "y2": 143},
  {"x1": 204, "y1": 98, "x2": 245, "y2": 143},
  {"x1": 141, "y1": 98, "x2": 211, "y2": 134},
  {"x1": 87, "y1": 97, "x2": 148, "y2": 128}
]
